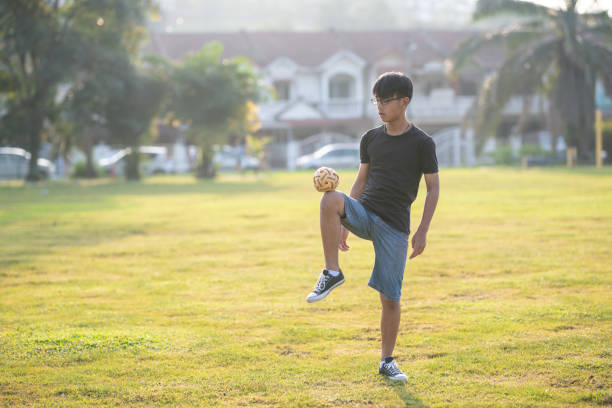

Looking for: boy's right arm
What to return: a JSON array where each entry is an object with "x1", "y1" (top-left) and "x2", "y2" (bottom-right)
[
  {"x1": 339, "y1": 163, "x2": 369, "y2": 251},
  {"x1": 349, "y1": 163, "x2": 369, "y2": 199}
]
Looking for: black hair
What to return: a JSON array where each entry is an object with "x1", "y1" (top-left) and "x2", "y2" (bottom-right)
[{"x1": 372, "y1": 72, "x2": 413, "y2": 101}]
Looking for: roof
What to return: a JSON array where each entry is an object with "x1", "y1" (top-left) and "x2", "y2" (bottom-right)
[
  {"x1": 144, "y1": 29, "x2": 503, "y2": 69},
  {"x1": 284, "y1": 118, "x2": 373, "y2": 128}
]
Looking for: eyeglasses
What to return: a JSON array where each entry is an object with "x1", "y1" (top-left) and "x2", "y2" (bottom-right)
[{"x1": 370, "y1": 97, "x2": 404, "y2": 106}]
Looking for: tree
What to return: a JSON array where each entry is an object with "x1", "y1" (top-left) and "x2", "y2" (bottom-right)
[
  {"x1": 62, "y1": 0, "x2": 154, "y2": 178},
  {"x1": 451, "y1": 0, "x2": 612, "y2": 162},
  {"x1": 0, "y1": 0, "x2": 153, "y2": 181},
  {"x1": 63, "y1": 55, "x2": 128, "y2": 178},
  {"x1": 167, "y1": 42, "x2": 260, "y2": 178},
  {"x1": 105, "y1": 63, "x2": 167, "y2": 180}
]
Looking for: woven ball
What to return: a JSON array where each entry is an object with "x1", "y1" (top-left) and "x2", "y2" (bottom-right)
[{"x1": 313, "y1": 167, "x2": 339, "y2": 192}]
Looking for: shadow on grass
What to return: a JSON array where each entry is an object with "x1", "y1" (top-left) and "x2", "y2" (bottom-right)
[
  {"x1": 0, "y1": 223, "x2": 157, "y2": 273},
  {"x1": 0, "y1": 176, "x2": 284, "y2": 270},
  {"x1": 84, "y1": 178, "x2": 283, "y2": 196},
  {"x1": 386, "y1": 380, "x2": 429, "y2": 408},
  {"x1": 0, "y1": 180, "x2": 282, "y2": 197},
  {"x1": 0, "y1": 176, "x2": 283, "y2": 228}
]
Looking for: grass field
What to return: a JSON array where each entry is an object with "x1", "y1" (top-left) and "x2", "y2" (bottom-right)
[{"x1": 1, "y1": 168, "x2": 611, "y2": 407}]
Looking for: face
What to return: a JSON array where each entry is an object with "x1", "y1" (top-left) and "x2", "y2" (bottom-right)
[{"x1": 373, "y1": 94, "x2": 410, "y2": 123}]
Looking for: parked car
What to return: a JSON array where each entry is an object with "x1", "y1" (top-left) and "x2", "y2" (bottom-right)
[
  {"x1": 0, "y1": 147, "x2": 55, "y2": 180},
  {"x1": 296, "y1": 143, "x2": 360, "y2": 169},
  {"x1": 98, "y1": 146, "x2": 174, "y2": 176},
  {"x1": 213, "y1": 146, "x2": 260, "y2": 171},
  {"x1": 524, "y1": 154, "x2": 564, "y2": 167}
]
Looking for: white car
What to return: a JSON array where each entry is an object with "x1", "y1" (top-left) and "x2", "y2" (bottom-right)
[
  {"x1": 98, "y1": 146, "x2": 174, "y2": 176},
  {"x1": 296, "y1": 143, "x2": 360, "y2": 170},
  {"x1": 213, "y1": 146, "x2": 260, "y2": 171},
  {"x1": 0, "y1": 147, "x2": 56, "y2": 180}
]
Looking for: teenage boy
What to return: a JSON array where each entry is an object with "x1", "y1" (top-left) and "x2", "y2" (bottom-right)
[{"x1": 306, "y1": 72, "x2": 440, "y2": 381}]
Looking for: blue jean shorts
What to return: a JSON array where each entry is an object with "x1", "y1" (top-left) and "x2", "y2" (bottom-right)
[{"x1": 340, "y1": 193, "x2": 409, "y2": 302}]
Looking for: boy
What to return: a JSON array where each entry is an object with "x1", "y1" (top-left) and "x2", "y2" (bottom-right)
[{"x1": 306, "y1": 72, "x2": 440, "y2": 381}]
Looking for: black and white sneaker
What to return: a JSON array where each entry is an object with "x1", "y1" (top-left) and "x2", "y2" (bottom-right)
[
  {"x1": 306, "y1": 269, "x2": 345, "y2": 303},
  {"x1": 379, "y1": 357, "x2": 408, "y2": 381}
]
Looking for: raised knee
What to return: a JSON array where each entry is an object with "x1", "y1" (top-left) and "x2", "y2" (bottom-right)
[{"x1": 320, "y1": 190, "x2": 344, "y2": 213}]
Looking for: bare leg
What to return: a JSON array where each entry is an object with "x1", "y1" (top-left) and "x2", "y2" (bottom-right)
[
  {"x1": 319, "y1": 191, "x2": 345, "y2": 271},
  {"x1": 380, "y1": 292, "x2": 401, "y2": 360}
]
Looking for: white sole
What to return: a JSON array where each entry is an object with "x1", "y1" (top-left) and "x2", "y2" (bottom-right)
[
  {"x1": 306, "y1": 279, "x2": 345, "y2": 303},
  {"x1": 386, "y1": 375, "x2": 407, "y2": 381}
]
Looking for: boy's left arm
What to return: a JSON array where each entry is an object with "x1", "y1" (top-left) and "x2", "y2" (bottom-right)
[{"x1": 409, "y1": 172, "x2": 440, "y2": 259}]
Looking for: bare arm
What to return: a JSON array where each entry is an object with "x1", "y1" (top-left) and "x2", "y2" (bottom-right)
[
  {"x1": 349, "y1": 163, "x2": 369, "y2": 200},
  {"x1": 410, "y1": 172, "x2": 440, "y2": 259}
]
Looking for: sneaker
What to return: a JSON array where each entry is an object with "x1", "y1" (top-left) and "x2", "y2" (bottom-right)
[
  {"x1": 306, "y1": 269, "x2": 345, "y2": 303},
  {"x1": 379, "y1": 357, "x2": 408, "y2": 381}
]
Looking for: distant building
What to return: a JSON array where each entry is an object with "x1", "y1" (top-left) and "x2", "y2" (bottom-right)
[{"x1": 145, "y1": 30, "x2": 594, "y2": 167}]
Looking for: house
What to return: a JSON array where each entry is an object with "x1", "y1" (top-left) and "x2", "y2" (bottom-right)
[{"x1": 144, "y1": 30, "x2": 536, "y2": 168}]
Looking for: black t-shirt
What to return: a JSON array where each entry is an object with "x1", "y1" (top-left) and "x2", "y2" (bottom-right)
[{"x1": 358, "y1": 124, "x2": 438, "y2": 234}]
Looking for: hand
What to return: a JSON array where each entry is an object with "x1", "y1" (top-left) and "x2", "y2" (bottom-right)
[
  {"x1": 339, "y1": 225, "x2": 350, "y2": 251},
  {"x1": 409, "y1": 229, "x2": 427, "y2": 259}
]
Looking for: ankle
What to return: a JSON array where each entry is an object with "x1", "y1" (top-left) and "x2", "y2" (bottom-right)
[{"x1": 326, "y1": 269, "x2": 341, "y2": 277}]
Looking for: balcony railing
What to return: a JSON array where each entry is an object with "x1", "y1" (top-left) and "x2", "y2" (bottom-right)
[
  {"x1": 258, "y1": 94, "x2": 550, "y2": 125},
  {"x1": 317, "y1": 100, "x2": 364, "y2": 119}
]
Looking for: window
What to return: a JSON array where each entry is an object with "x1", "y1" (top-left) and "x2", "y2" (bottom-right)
[
  {"x1": 274, "y1": 81, "x2": 291, "y2": 101},
  {"x1": 322, "y1": 148, "x2": 358, "y2": 159},
  {"x1": 339, "y1": 149, "x2": 357, "y2": 157},
  {"x1": 5, "y1": 154, "x2": 20, "y2": 167},
  {"x1": 329, "y1": 74, "x2": 354, "y2": 99}
]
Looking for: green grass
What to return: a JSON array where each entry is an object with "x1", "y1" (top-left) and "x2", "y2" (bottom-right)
[{"x1": 1, "y1": 167, "x2": 611, "y2": 407}]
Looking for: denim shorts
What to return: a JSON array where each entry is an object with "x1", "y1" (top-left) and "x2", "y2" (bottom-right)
[{"x1": 340, "y1": 193, "x2": 409, "y2": 302}]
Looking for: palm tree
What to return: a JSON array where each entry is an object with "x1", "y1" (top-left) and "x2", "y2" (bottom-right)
[{"x1": 451, "y1": 0, "x2": 612, "y2": 162}]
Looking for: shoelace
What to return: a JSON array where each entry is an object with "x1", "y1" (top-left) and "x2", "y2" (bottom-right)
[
  {"x1": 383, "y1": 361, "x2": 402, "y2": 376},
  {"x1": 314, "y1": 274, "x2": 330, "y2": 292}
]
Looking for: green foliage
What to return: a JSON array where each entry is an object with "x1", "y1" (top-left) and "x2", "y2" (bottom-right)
[
  {"x1": 452, "y1": 0, "x2": 612, "y2": 161},
  {"x1": 473, "y1": 0, "x2": 552, "y2": 21},
  {"x1": 490, "y1": 144, "x2": 556, "y2": 165},
  {"x1": 104, "y1": 67, "x2": 168, "y2": 180},
  {"x1": 246, "y1": 134, "x2": 271, "y2": 158},
  {"x1": 167, "y1": 42, "x2": 260, "y2": 178},
  {"x1": 490, "y1": 145, "x2": 519, "y2": 165},
  {"x1": 519, "y1": 143, "x2": 551, "y2": 158},
  {"x1": 0, "y1": 0, "x2": 153, "y2": 180},
  {"x1": 70, "y1": 161, "x2": 100, "y2": 179}
]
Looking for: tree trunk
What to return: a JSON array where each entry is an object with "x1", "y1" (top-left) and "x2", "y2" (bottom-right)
[
  {"x1": 196, "y1": 156, "x2": 216, "y2": 178},
  {"x1": 577, "y1": 80, "x2": 596, "y2": 163},
  {"x1": 25, "y1": 104, "x2": 43, "y2": 182},
  {"x1": 77, "y1": 128, "x2": 97, "y2": 178},
  {"x1": 547, "y1": 103, "x2": 561, "y2": 155},
  {"x1": 556, "y1": 61, "x2": 596, "y2": 163},
  {"x1": 25, "y1": 83, "x2": 53, "y2": 181},
  {"x1": 517, "y1": 94, "x2": 533, "y2": 146},
  {"x1": 196, "y1": 145, "x2": 216, "y2": 178},
  {"x1": 84, "y1": 150, "x2": 96, "y2": 178},
  {"x1": 125, "y1": 149, "x2": 141, "y2": 181},
  {"x1": 83, "y1": 127, "x2": 98, "y2": 178}
]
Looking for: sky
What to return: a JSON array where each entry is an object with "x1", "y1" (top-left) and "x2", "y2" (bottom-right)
[
  {"x1": 528, "y1": 0, "x2": 611, "y2": 12},
  {"x1": 152, "y1": 0, "x2": 612, "y2": 33}
]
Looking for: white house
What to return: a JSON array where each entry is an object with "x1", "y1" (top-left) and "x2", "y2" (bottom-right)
[{"x1": 145, "y1": 30, "x2": 555, "y2": 167}]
